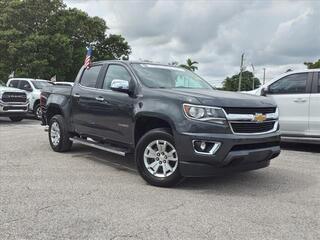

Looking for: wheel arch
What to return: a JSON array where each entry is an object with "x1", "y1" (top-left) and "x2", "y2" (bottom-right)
[
  {"x1": 46, "y1": 103, "x2": 64, "y2": 123},
  {"x1": 134, "y1": 113, "x2": 176, "y2": 146},
  {"x1": 33, "y1": 99, "x2": 40, "y2": 109}
]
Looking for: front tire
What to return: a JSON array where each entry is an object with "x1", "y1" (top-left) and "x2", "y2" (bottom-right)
[
  {"x1": 136, "y1": 128, "x2": 182, "y2": 187},
  {"x1": 34, "y1": 104, "x2": 42, "y2": 120},
  {"x1": 48, "y1": 115, "x2": 72, "y2": 152},
  {"x1": 9, "y1": 116, "x2": 23, "y2": 122}
]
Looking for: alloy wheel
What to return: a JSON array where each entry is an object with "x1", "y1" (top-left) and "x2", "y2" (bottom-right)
[
  {"x1": 143, "y1": 140, "x2": 178, "y2": 178},
  {"x1": 50, "y1": 121, "x2": 61, "y2": 146}
]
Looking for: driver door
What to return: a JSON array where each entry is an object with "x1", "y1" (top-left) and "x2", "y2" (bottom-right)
[
  {"x1": 18, "y1": 80, "x2": 33, "y2": 101},
  {"x1": 94, "y1": 63, "x2": 135, "y2": 144}
]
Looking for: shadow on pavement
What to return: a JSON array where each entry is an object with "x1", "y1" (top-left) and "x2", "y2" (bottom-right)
[
  {"x1": 281, "y1": 142, "x2": 320, "y2": 153},
  {"x1": 69, "y1": 144, "x2": 316, "y2": 197},
  {"x1": 177, "y1": 166, "x2": 316, "y2": 197},
  {"x1": 0, "y1": 114, "x2": 38, "y2": 125}
]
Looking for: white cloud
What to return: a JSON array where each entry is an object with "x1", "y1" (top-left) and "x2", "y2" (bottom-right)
[{"x1": 65, "y1": 0, "x2": 320, "y2": 87}]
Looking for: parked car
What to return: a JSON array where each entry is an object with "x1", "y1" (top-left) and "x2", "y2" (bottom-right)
[
  {"x1": 246, "y1": 69, "x2": 320, "y2": 144},
  {"x1": 41, "y1": 61, "x2": 280, "y2": 187},
  {"x1": 53, "y1": 82, "x2": 74, "y2": 87},
  {"x1": 0, "y1": 80, "x2": 28, "y2": 122},
  {"x1": 7, "y1": 78, "x2": 52, "y2": 119}
]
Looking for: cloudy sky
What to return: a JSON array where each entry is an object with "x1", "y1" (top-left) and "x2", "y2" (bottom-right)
[{"x1": 65, "y1": 0, "x2": 320, "y2": 87}]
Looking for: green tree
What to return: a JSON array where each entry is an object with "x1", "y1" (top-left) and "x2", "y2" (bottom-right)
[
  {"x1": 222, "y1": 71, "x2": 261, "y2": 91},
  {"x1": 304, "y1": 59, "x2": 320, "y2": 69},
  {"x1": 180, "y1": 58, "x2": 198, "y2": 71},
  {"x1": 0, "y1": 0, "x2": 131, "y2": 82}
]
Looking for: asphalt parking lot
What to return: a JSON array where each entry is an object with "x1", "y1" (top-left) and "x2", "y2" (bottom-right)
[{"x1": 0, "y1": 119, "x2": 319, "y2": 240}]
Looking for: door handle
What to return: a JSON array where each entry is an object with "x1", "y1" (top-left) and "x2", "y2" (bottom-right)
[
  {"x1": 293, "y1": 98, "x2": 306, "y2": 103},
  {"x1": 73, "y1": 93, "x2": 80, "y2": 98},
  {"x1": 95, "y1": 96, "x2": 105, "y2": 102}
]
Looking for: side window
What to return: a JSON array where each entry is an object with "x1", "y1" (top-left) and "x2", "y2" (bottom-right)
[
  {"x1": 80, "y1": 65, "x2": 102, "y2": 88},
  {"x1": 269, "y1": 73, "x2": 308, "y2": 94},
  {"x1": 103, "y1": 65, "x2": 131, "y2": 90},
  {"x1": 8, "y1": 80, "x2": 19, "y2": 88},
  {"x1": 19, "y1": 80, "x2": 32, "y2": 91}
]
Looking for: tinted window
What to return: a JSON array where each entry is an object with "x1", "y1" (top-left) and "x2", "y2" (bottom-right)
[
  {"x1": 269, "y1": 73, "x2": 308, "y2": 94},
  {"x1": 19, "y1": 80, "x2": 32, "y2": 91},
  {"x1": 8, "y1": 80, "x2": 19, "y2": 88},
  {"x1": 103, "y1": 65, "x2": 131, "y2": 89},
  {"x1": 80, "y1": 65, "x2": 102, "y2": 88}
]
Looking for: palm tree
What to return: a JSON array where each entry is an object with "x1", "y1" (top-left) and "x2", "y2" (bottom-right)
[{"x1": 179, "y1": 58, "x2": 199, "y2": 71}]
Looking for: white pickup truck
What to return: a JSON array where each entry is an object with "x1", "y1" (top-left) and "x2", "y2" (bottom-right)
[
  {"x1": 246, "y1": 69, "x2": 320, "y2": 144},
  {"x1": 0, "y1": 81, "x2": 28, "y2": 122},
  {"x1": 7, "y1": 78, "x2": 52, "y2": 119}
]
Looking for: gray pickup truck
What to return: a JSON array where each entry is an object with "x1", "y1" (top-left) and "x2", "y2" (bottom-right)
[
  {"x1": 41, "y1": 61, "x2": 281, "y2": 187},
  {"x1": 0, "y1": 81, "x2": 28, "y2": 122}
]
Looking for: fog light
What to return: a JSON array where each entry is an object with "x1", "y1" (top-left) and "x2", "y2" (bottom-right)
[
  {"x1": 200, "y1": 141, "x2": 206, "y2": 150},
  {"x1": 192, "y1": 140, "x2": 221, "y2": 155}
]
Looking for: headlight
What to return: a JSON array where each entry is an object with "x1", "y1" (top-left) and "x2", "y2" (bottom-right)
[{"x1": 183, "y1": 104, "x2": 226, "y2": 123}]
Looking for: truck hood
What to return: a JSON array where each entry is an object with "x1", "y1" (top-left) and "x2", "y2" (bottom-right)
[
  {"x1": 157, "y1": 88, "x2": 276, "y2": 108},
  {"x1": 0, "y1": 86, "x2": 25, "y2": 93}
]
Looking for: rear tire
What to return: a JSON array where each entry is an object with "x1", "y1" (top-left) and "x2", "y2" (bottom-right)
[
  {"x1": 48, "y1": 115, "x2": 72, "y2": 152},
  {"x1": 136, "y1": 128, "x2": 182, "y2": 187},
  {"x1": 9, "y1": 116, "x2": 23, "y2": 122}
]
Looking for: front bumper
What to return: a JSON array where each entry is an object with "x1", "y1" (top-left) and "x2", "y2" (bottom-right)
[
  {"x1": 174, "y1": 131, "x2": 281, "y2": 177},
  {"x1": 0, "y1": 101, "x2": 29, "y2": 117}
]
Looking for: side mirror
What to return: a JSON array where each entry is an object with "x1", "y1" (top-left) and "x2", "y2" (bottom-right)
[
  {"x1": 261, "y1": 86, "x2": 270, "y2": 96},
  {"x1": 24, "y1": 85, "x2": 33, "y2": 92},
  {"x1": 110, "y1": 79, "x2": 130, "y2": 93}
]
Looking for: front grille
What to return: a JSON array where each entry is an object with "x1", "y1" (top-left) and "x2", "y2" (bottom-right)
[
  {"x1": 1, "y1": 92, "x2": 27, "y2": 103},
  {"x1": 224, "y1": 107, "x2": 276, "y2": 115},
  {"x1": 231, "y1": 121, "x2": 276, "y2": 134}
]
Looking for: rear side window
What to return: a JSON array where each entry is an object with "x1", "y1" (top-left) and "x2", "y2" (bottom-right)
[
  {"x1": 80, "y1": 65, "x2": 102, "y2": 88},
  {"x1": 269, "y1": 73, "x2": 308, "y2": 94},
  {"x1": 8, "y1": 80, "x2": 19, "y2": 88}
]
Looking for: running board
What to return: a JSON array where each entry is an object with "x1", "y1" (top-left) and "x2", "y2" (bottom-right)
[{"x1": 69, "y1": 137, "x2": 127, "y2": 156}]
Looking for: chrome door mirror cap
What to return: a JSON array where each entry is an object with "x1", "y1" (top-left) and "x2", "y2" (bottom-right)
[{"x1": 110, "y1": 79, "x2": 129, "y2": 93}]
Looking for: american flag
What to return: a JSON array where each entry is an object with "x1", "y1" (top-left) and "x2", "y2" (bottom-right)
[{"x1": 84, "y1": 46, "x2": 92, "y2": 69}]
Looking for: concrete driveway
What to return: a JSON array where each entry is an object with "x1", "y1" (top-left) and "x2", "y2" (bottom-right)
[{"x1": 0, "y1": 119, "x2": 319, "y2": 240}]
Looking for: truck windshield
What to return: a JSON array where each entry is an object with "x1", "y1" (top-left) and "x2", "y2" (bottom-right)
[
  {"x1": 131, "y1": 63, "x2": 213, "y2": 89},
  {"x1": 31, "y1": 80, "x2": 52, "y2": 89}
]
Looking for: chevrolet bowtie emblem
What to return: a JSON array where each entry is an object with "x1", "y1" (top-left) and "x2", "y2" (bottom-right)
[{"x1": 254, "y1": 113, "x2": 267, "y2": 122}]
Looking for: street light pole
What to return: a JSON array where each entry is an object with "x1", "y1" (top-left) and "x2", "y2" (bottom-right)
[
  {"x1": 263, "y1": 68, "x2": 266, "y2": 84},
  {"x1": 238, "y1": 53, "x2": 244, "y2": 91},
  {"x1": 251, "y1": 64, "x2": 255, "y2": 90}
]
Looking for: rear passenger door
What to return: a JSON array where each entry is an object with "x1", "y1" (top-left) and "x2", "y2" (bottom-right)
[
  {"x1": 308, "y1": 72, "x2": 320, "y2": 136},
  {"x1": 267, "y1": 72, "x2": 311, "y2": 136},
  {"x1": 71, "y1": 64, "x2": 104, "y2": 137}
]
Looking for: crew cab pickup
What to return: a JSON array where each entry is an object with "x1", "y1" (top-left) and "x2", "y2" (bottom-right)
[
  {"x1": 41, "y1": 61, "x2": 281, "y2": 187},
  {"x1": 0, "y1": 81, "x2": 28, "y2": 122}
]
